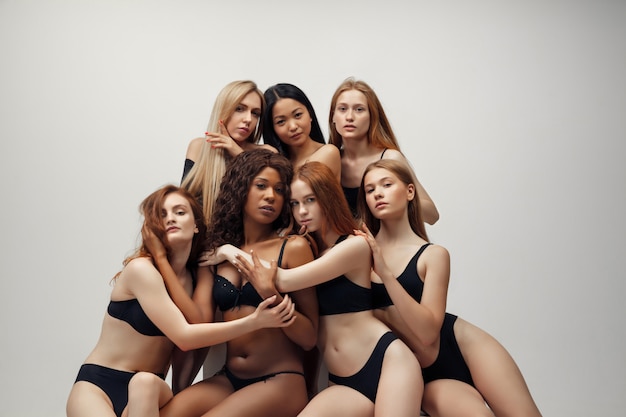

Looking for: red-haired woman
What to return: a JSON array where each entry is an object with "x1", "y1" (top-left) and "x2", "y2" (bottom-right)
[
  {"x1": 66, "y1": 185, "x2": 295, "y2": 417},
  {"x1": 328, "y1": 77, "x2": 439, "y2": 224}
]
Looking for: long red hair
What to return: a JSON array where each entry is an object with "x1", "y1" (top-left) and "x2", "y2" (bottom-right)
[
  {"x1": 293, "y1": 162, "x2": 358, "y2": 251},
  {"x1": 113, "y1": 185, "x2": 206, "y2": 281}
]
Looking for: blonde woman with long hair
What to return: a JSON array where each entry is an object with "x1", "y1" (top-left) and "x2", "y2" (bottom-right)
[{"x1": 182, "y1": 80, "x2": 276, "y2": 225}]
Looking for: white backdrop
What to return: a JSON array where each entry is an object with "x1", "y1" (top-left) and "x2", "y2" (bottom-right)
[{"x1": 1, "y1": 1, "x2": 625, "y2": 416}]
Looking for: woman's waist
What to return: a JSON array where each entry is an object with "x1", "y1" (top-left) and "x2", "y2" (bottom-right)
[
  {"x1": 225, "y1": 350, "x2": 304, "y2": 378},
  {"x1": 319, "y1": 323, "x2": 393, "y2": 375},
  {"x1": 82, "y1": 349, "x2": 172, "y2": 375}
]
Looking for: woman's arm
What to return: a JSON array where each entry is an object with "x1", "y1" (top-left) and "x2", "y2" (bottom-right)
[
  {"x1": 384, "y1": 150, "x2": 439, "y2": 225},
  {"x1": 357, "y1": 225, "x2": 448, "y2": 346},
  {"x1": 274, "y1": 237, "x2": 318, "y2": 351},
  {"x1": 235, "y1": 235, "x2": 371, "y2": 293},
  {"x1": 125, "y1": 258, "x2": 296, "y2": 351},
  {"x1": 142, "y1": 226, "x2": 213, "y2": 324}
]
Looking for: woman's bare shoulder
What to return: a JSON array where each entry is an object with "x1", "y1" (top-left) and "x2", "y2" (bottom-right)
[{"x1": 186, "y1": 136, "x2": 206, "y2": 160}]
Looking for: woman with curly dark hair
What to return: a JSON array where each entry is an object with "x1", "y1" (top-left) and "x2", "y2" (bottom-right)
[{"x1": 160, "y1": 149, "x2": 318, "y2": 417}]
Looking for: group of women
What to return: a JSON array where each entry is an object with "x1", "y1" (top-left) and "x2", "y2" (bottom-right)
[{"x1": 66, "y1": 78, "x2": 542, "y2": 417}]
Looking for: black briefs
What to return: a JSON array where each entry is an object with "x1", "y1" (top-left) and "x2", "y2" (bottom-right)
[
  {"x1": 218, "y1": 366, "x2": 305, "y2": 391},
  {"x1": 74, "y1": 364, "x2": 164, "y2": 417},
  {"x1": 422, "y1": 313, "x2": 474, "y2": 386},
  {"x1": 328, "y1": 331, "x2": 398, "y2": 402}
]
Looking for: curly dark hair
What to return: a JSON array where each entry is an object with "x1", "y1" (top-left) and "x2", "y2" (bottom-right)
[{"x1": 206, "y1": 149, "x2": 293, "y2": 251}]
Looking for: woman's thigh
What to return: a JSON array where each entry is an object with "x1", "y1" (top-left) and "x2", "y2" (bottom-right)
[
  {"x1": 299, "y1": 385, "x2": 373, "y2": 417},
  {"x1": 423, "y1": 379, "x2": 493, "y2": 417},
  {"x1": 205, "y1": 372, "x2": 309, "y2": 417},
  {"x1": 160, "y1": 375, "x2": 233, "y2": 417},
  {"x1": 66, "y1": 382, "x2": 117, "y2": 417}
]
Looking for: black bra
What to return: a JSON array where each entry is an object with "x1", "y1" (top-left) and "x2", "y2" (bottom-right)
[
  {"x1": 213, "y1": 239, "x2": 288, "y2": 312},
  {"x1": 372, "y1": 243, "x2": 431, "y2": 308},
  {"x1": 316, "y1": 235, "x2": 372, "y2": 316},
  {"x1": 107, "y1": 298, "x2": 164, "y2": 337}
]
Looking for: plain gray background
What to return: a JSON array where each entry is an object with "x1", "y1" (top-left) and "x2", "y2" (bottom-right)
[{"x1": 1, "y1": 1, "x2": 625, "y2": 415}]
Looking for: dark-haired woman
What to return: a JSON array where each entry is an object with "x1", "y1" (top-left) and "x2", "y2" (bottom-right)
[
  {"x1": 160, "y1": 150, "x2": 318, "y2": 417},
  {"x1": 263, "y1": 83, "x2": 341, "y2": 182}
]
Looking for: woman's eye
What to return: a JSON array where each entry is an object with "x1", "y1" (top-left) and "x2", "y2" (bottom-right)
[
  {"x1": 365, "y1": 188, "x2": 374, "y2": 194},
  {"x1": 295, "y1": 112, "x2": 302, "y2": 119},
  {"x1": 275, "y1": 120, "x2": 285, "y2": 126},
  {"x1": 306, "y1": 197, "x2": 315, "y2": 203},
  {"x1": 290, "y1": 201, "x2": 299, "y2": 207},
  {"x1": 253, "y1": 111, "x2": 261, "y2": 118}
]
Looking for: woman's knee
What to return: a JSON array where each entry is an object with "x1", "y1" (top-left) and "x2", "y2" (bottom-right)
[{"x1": 128, "y1": 372, "x2": 162, "y2": 401}]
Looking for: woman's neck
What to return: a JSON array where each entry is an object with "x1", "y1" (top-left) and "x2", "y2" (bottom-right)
[
  {"x1": 168, "y1": 245, "x2": 192, "y2": 276},
  {"x1": 243, "y1": 221, "x2": 277, "y2": 246},
  {"x1": 375, "y1": 212, "x2": 417, "y2": 246},
  {"x1": 321, "y1": 228, "x2": 341, "y2": 250},
  {"x1": 341, "y1": 135, "x2": 375, "y2": 159},
  {"x1": 289, "y1": 137, "x2": 322, "y2": 162}
]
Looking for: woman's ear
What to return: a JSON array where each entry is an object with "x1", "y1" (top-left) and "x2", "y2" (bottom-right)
[{"x1": 407, "y1": 184, "x2": 416, "y2": 201}]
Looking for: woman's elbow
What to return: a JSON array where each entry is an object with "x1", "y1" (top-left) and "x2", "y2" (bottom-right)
[
  {"x1": 169, "y1": 329, "x2": 196, "y2": 352},
  {"x1": 301, "y1": 334, "x2": 317, "y2": 351},
  {"x1": 423, "y1": 203, "x2": 440, "y2": 225}
]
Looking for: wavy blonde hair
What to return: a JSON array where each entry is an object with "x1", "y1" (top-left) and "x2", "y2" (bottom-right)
[{"x1": 182, "y1": 80, "x2": 265, "y2": 225}]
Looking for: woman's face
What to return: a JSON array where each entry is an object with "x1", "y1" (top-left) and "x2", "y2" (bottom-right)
[
  {"x1": 271, "y1": 98, "x2": 312, "y2": 148},
  {"x1": 290, "y1": 178, "x2": 323, "y2": 233},
  {"x1": 332, "y1": 89, "x2": 370, "y2": 141},
  {"x1": 363, "y1": 168, "x2": 414, "y2": 220},
  {"x1": 225, "y1": 91, "x2": 262, "y2": 143},
  {"x1": 162, "y1": 192, "x2": 198, "y2": 246},
  {"x1": 243, "y1": 167, "x2": 286, "y2": 225}
]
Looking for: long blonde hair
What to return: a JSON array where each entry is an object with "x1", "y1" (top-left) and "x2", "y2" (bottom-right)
[{"x1": 182, "y1": 80, "x2": 265, "y2": 225}]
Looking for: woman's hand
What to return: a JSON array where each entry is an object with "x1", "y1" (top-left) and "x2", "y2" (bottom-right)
[
  {"x1": 252, "y1": 294, "x2": 296, "y2": 329},
  {"x1": 198, "y1": 244, "x2": 238, "y2": 266},
  {"x1": 354, "y1": 224, "x2": 392, "y2": 281},
  {"x1": 142, "y1": 224, "x2": 167, "y2": 260},
  {"x1": 205, "y1": 121, "x2": 244, "y2": 157},
  {"x1": 234, "y1": 250, "x2": 277, "y2": 294}
]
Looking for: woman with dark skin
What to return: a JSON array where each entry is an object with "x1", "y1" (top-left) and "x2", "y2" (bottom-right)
[
  {"x1": 356, "y1": 159, "x2": 542, "y2": 417},
  {"x1": 160, "y1": 150, "x2": 318, "y2": 417},
  {"x1": 66, "y1": 185, "x2": 294, "y2": 417}
]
